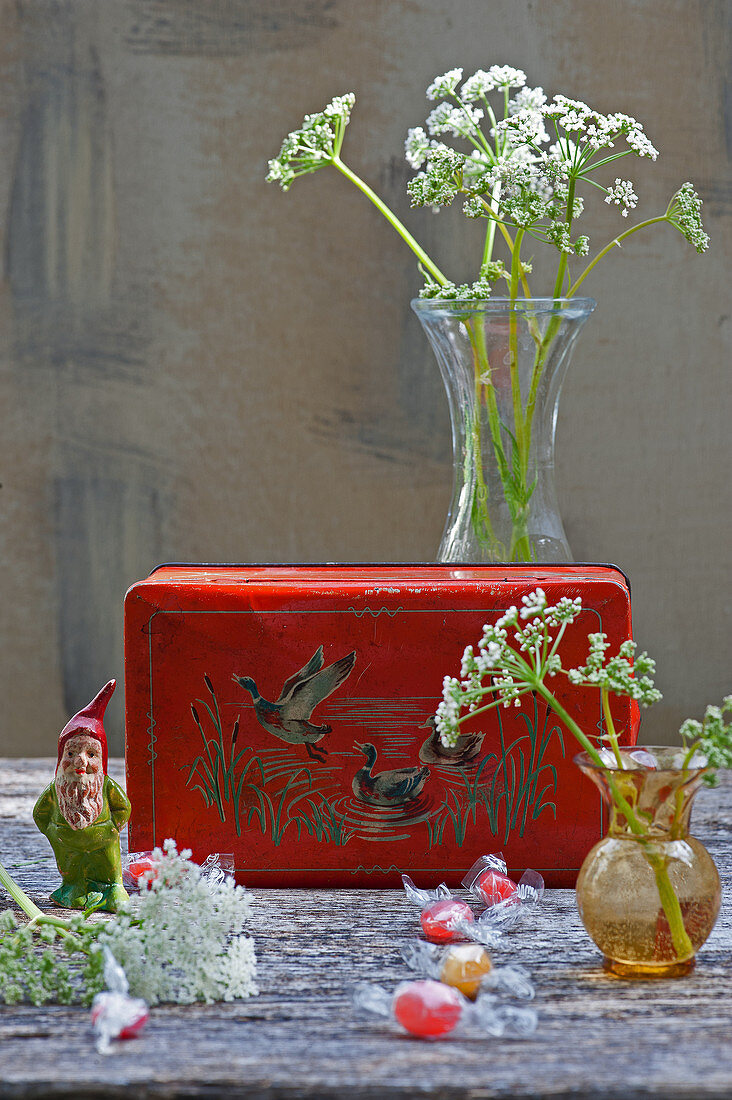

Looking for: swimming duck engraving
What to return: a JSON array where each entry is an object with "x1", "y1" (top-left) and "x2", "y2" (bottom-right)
[
  {"x1": 418, "y1": 716, "x2": 486, "y2": 767},
  {"x1": 232, "y1": 645, "x2": 356, "y2": 761},
  {"x1": 352, "y1": 742, "x2": 430, "y2": 806}
]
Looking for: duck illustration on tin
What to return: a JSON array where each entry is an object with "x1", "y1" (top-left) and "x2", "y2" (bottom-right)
[
  {"x1": 232, "y1": 645, "x2": 356, "y2": 761},
  {"x1": 418, "y1": 716, "x2": 486, "y2": 767},
  {"x1": 352, "y1": 742, "x2": 430, "y2": 807}
]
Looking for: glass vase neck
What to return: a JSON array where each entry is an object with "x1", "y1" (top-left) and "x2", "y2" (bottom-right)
[{"x1": 575, "y1": 748, "x2": 709, "y2": 839}]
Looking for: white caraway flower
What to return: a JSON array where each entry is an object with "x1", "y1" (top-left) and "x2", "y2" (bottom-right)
[
  {"x1": 496, "y1": 606, "x2": 519, "y2": 629},
  {"x1": 405, "y1": 127, "x2": 430, "y2": 170},
  {"x1": 611, "y1": 114, "x2": 659, "y2": 159},
  {"x1": 426, "y1": 102, "x2": 484, "y2": 138},
  {"x1": 604, "y1": 178, "x2": 638, "y2": 217},
  {"x1": 460, "y1": 65, "x2": 526, "y2": 102},
  {"x1": 509, "y1": 86, "x2": 547, "y2": 114},
  {"x1": 487, "y1": 65, "x2": 527, "y2": 89},
  {"x1": 426, "y1": 68, "x2": 464, "y2": 101},
  {"x1": 545, "y1": 596, "x2": 583, "y2": 626},
  {"x1": 666, "y1": 183, "x2": 710, "y2": 252},
  {"x1": 461, "y1": 69, "x2": 498, "y2": 101},
  {"x1": 520, "y1": 589, "x2": 548, "y2": 619},
  {"x1": 100, "y1": 842, "x2": 257, "y2": 1006}
]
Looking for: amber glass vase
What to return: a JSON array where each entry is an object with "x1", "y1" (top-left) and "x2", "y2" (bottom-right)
[{"x1": 575, "y1": 748, "x2": 721, "y2": 978}]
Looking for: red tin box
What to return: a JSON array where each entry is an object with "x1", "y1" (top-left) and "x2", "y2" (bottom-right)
[{"x1": 124, "y1": 564, "x2": 637, "y2": 888}]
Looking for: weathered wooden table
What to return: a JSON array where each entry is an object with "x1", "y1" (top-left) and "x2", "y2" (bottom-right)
[{"x1": 1, "y1": 759, "x2": 731, "y2": 1099}]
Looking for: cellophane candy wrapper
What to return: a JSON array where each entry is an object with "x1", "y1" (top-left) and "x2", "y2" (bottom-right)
[
  {"x1": 461, "y1": 854, "x2": 544, "y2": 930},
  {"x1": 401, "y1": 940, "x2": 535, "y2": 1002},
  {"x1": 123, "y1": 851, "x2": 234, "y2": 892},
  {"x1": 401, "y1": 874, "x2": 503, "y2": 947},
  {"x1": 91, "y1": 948, "x2": 149, "y2": 1054},
  {"x1": 401, "y1": 874, "x2": 481, "y2": 945},
  {"x1": 353, "y1": 978, "x2": 538, "y2": 1040}
]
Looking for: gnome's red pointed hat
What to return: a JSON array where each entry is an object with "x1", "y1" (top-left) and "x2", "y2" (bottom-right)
[{"x1": 56, "y1": 680, "x2": 116, "y2": 774}]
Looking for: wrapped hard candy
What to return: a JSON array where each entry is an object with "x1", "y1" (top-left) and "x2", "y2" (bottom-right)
[
  {"x1": 90, "y1": 948, "x2": 149, "y2": 1054},
  {"x1": 401, "y1": 874, "x2": 477, "y2": 943},
  {"x1": 462, "y1": 855, "x2": 544, "y2": 929},
  {"x1": 353, "y1": 979, "x2": 537, "y2": 1040},
  {"x1": 402, "y1": 940, "x2": 535, "y2": 1001}
]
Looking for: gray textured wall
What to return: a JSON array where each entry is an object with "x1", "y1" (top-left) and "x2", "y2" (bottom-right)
[{"x1": 0, "y1": 0, "x2": 729, "y2": 755}]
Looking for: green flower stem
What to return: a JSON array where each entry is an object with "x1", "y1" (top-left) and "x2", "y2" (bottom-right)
[
  {"x1": 464, "y1": 326, "x2": 513, "y2": 554},
  {"x1": 468, "y1": 322, "x2": 500, "y2": 550},
  {"x1": 642, "y1": 844, "x2": 695, "y2": 959},
  {"x1": 567, "y1": 216, "x2": 669, "y2": 296},
  {"x1": 552, "y1": 176, "x2": 577, "y2": 300},
  {"x1": 670, "y1": 740, "x2": 706, "y2": 839},
  {"x1": 482, "y1": 182, "x2": 502, "y2": 269},
  {"x1": 506, "y1": 229, "x2": 535, "y2": 559},
  {"x1": 521, "y1": 317, "x2": 557, "y2": 470},
  {"x1": 463, "y1": 318, "x2": 532, "y2": 562},
  {"x1": 490, "y1": 217, "x2": 533, "y2": 298},
  {"x1": 508, "y1": 229, "x2": 527, "y2": 460},
  {"x1": 602, "y1": 687, "x2": 624, "y2": 767},
  {"x1": 0, "y1": 859, "x2": 90, "y2": 948},
  {"x1": 331, "y1": 156, "x2": 449, "y2": 287},
  {"x1": 0, "y1": 859, "x2": 45, "y2": 922}
]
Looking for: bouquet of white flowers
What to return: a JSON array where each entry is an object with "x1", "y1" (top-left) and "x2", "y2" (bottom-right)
[{"x1": 267, "y1": 67, "x2": 709, "y2": 562}]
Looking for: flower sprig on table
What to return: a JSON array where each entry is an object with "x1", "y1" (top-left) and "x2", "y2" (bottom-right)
[
  {"x1": 267, "y1": 66, "x2": 709, "y2": 302},
  {"x1": 0, "y1": 841, "x2": 257, "y2": 1007}
]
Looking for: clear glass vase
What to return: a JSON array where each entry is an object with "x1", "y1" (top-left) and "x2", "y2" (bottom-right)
[
  {"x1": 575, "y1": 748, "x2": 721, "y2": 978},
  {"x1": 412, "y1": 297, "x2": 596, "y2": 563}
]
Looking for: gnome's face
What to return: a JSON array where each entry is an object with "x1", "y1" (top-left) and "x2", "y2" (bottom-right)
[{"x1": 55, "y1": 733, "x2": 105, "y2": 829}]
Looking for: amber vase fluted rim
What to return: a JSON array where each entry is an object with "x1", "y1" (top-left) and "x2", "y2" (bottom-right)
[{"x1": 574, "y1": 746, "x2": 709, "y2": 775}]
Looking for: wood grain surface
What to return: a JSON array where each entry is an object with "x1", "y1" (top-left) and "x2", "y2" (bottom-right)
[{"x1": 1, "y1": 759, "x2": 731, "y2": 1099}]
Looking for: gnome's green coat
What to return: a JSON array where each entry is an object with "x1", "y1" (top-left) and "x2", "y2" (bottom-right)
[{"x1": 33, "y1": 776, "x2": 131, "y2": 912}]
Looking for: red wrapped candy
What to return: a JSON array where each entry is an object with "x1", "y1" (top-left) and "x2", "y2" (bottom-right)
[
  {"x1": 353, "y1": 979, "x2": 538, "y2": 1041},
  {"x1": 393, "y1": 980, "x2": 463, "y2": 1037},
  {"x1": 420, "y1": 898, "x2": 474, "y2": 943}
]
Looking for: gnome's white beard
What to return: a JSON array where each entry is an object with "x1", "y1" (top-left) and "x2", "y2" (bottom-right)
[{"x1": 55, "y1": 770, "x2": 105, "y2": 830}]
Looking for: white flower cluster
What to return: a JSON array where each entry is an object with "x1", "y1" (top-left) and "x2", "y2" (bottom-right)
[
  {"x1": 545, "y1": 596, "x2": 583, "y2": 626},
  {"x1": 426, "y1": 101, "x2": 484, "y2": 139},
  {"x1": 541, "y1": 97, "x2": 658, "y2": 160},
  {"x1": 266, "y1": 93, "x2": 356, "y2": 190},
  {"x1": 679, "y1": 697, "x2": 732, "y2": 782},
  {"x1": 567, "y1": 636, "x2": 661, "y2": 706},
  {"x1": 604, "y1": 178, "x2": 638, "y2": 217},
  {"x1": 100, "y1": 841, "x2": 257, "y2": 1006},
  {"x1": 426, "y1": 68, "x2": 464, "y2": 101},
  {"x1": 436, "y1": 587, "x2": 662, "y2": 750},
  {"x1": 461, "y1": 66, "x2": 527, "y2": 100},
  {"x1": 520, "y1": 589, "x2": 547, "y2": 618},
  {"x1": 407, "y1": 145, "x2": 464, "y2": 208},
  {"x1": 418, "y1": 278, "x2": 494, "y2": 301},
  {"x1": 493, "y1": 110, "x2": 548, "y2": 151},
  {"x1": 666, "y1": 182, "x2": 710, "y2": 253},
  {"x1": 404, "y1": 126, "x2": 430, "y2": 170}
]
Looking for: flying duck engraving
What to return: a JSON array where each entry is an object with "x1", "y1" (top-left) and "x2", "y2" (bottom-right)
[
  {"x1": 232, "y1": 645, "x2": 356, "y2": 761},
  {"x1": 352, "y1": 742, "x2": 430, "y2": 806}
]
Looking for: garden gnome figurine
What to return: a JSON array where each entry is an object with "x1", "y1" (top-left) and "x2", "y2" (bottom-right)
[{"x1": 33, "y1": 680, "x2": 131, "y2": 912}]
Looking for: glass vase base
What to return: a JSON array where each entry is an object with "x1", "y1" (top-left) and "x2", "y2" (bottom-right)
[{"x1": 603, "y1": 956, "x2": 695, "y2": 980}]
